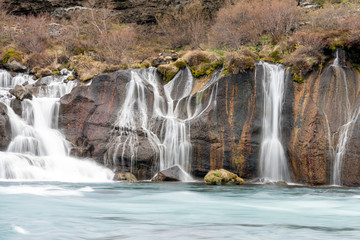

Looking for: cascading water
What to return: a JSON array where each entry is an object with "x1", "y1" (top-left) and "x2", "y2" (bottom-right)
[
  {"x1": 0, "y1": 70, "x2": 114, "y2": 181},
  {"x1": 258, "y1": 61, "x2": 290, "y2": 182},
  {"x1": 328, "y1": 50, "x2": 360, "y2": 186},
  {"x1": 108, "y1": 67, "x2": 219, "y2": 181}
]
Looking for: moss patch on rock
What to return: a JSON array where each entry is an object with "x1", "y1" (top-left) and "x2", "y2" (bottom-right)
[
  {"x1": 3, "y1": 49, "x2": 22, "y2": 65},
  {"x1": 157, "y1": 64, "x2": 179, "y2": 82},
  {"x1": 204, "y1": 169, "x2": 244, "y2": 185},
  {"x1": 113, "y1": 172, "x2": 138, "y2": 182}
]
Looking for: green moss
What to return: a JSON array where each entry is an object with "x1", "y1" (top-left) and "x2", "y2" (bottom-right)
[
  {"x1": 195, "y1": 91, "x2": 203, "y2": 104},
  {"x1": 191, "y1": 62, "x2": 215, "y2": 78},
  {"x1": 3, "y1": 49, "x2": 21, "y2": 65},
  {"x1": 269, "y1": 49, "x2": 281, "y2": 62},
  {"x1": 292, "y1": 70, "x2": 304, "y2": 83},
  {"x1": 67, "y1": 75, "x2": 75, "y2": 81},
  {"x1": 314, "y1": 0, "x2": 326, "y2": 7},
  {"x1": 157, "y1": 64, "x2": 179, "y2": 82},
  {"x1": 204, "y1": 169, "x2": 244, "y2": 185},
  {"x1": 53, "y1": 70, "x2": 60, "y2": 76},
  {"x1": 174, "y1": 58, "x2": 187, "y2": 69},
  {"x1": 82, "y1": 75, "x2": 94, "y2": 82}
]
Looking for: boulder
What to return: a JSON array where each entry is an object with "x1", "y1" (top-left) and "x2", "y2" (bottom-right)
[
  {"x1": 152, "y1": 165, "x2": 191, "y2": 182},
  {"x1": 113, "y1": 172, "x2": 138, "y2": 182},
  {"x1": 5, "y1": 60, "x2": 27, "y2": 72},
  {"x1": 0, "y1": 103, "x2": 12, "y2": 150},
  {"x1": 10, "y1": 99, "x2": 22, "y2": 116},
  {"x1": 9, "y1": 84, "x2": 33, "y2": 100},
  {"x1": 204, "y1": 169, "x2": 244, "y2": 185}
]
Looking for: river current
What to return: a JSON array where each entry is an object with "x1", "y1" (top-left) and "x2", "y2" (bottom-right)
[{"x1": 1, "y1": 182, "x2": 359, "y2": 240}]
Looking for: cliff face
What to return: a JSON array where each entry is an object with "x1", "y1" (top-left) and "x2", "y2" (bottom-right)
[
  {"x1": 58, "y1": 56, "x2": 360, "y2": 186},
  {"x1": 4, "y1": 0, "x2": 225, "y2": 24}
]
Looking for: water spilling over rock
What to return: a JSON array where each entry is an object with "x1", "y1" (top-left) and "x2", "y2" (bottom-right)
[
  {"x1": 258, "y1": 61, "x2": 290, "y2": 182},
  {"x1": 0, "y1": 70, "x2": 114, "y2": 182},
  {"x1": 105, "y1": 67, "x2": 220, "y2": 181}
]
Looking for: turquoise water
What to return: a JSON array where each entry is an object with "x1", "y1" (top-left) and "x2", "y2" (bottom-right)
[{"x1": 1, "y1": 182, "x2": 360, "y2": 240}]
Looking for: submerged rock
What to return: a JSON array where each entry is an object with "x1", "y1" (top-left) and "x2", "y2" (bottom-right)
[
  {"x1": 152, "y1": 165, "x2": 190, "y2": 182},
  {"x1": 204, "y1": 169, "x2": 244, "y2": 185},
  {"x1": 113, "y1": 172, "x2": 138, "y2": 182}
]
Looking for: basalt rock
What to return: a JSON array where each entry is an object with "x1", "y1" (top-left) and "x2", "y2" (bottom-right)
[
  {"x1": 4, "y1": 0, "x2": 226, "y2": 24},
  {"x1": 152, "y1": 165, "x2": 189, "y2": 182},
  {"x1": 9, "y1": 84, "x2": 33, "y2": 100},
  {"x1": 0, "y1": 102, "x2": 11, "y2": 150},
  {"x1": 59, "y1": 69, "x2": 160, "y2": 180},
  {"x1": 204, "y1": 169, "x2": 244, "y2": 185},
  {"x1": 113, "y1": 172, "x2": 138, "y2": 182},
  {"x1": 4, "y1": 60, "x2": 27, "y2": 73},
  {"x1": 58, "y1": 58, "x2": 360, "y2": 186}
]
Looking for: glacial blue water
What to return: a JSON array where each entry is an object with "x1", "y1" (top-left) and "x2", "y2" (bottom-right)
[{"x1": 1, "y1": 182, "x2": 360, "y2": 240}]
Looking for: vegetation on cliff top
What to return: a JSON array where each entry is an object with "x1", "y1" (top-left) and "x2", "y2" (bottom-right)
[{"x1": 0, "y1": 0, "x2": 359, "y2": 81}]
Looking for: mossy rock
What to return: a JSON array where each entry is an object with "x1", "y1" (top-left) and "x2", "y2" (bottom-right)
[
  {"x1": 113, "y1": 172, "x2": 138, "y2": 182},
  {"x1": 191, "y1": 62, "x2": 216, "y2": 78},
  {"x1": 67, "y1": 75, "x2": 75, "y2": 81},
  {"x1": 35, "y1": 68, "x2": 52, "y2": 78},
  {"x1": 3, "y1": 49, "x2": 22, "y2": 65},
  {"x1": 204, "y1": 169, "x2": 244, "y2": 185},
  {"x1": 157, "y1": 64, "x2": 179, "y2": 82},
  {"x1": 174, "y1": 58, "x2": 187, "y2": 69},
  {"x1": 224, "y1": 52, "x2": 255, "y2": 74}
]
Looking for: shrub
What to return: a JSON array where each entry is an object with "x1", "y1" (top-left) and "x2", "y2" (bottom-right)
[
  {"x1": 156, "y1": 0, "x2": 209, "y2": 49},
  {"x1": 10, "y1": 14, "x2": 50, "y2": 54},
  {"x1": 209, "y1": 0, "x2": 299, "y2": 49}
]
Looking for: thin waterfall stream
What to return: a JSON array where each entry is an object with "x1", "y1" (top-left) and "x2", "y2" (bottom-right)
[
  {"x1": 258, "y1": 61, "x2": 290, "y2": 182},
  {"x1": 329, "y1": 51, "x2": 360, "y2": 186},
  {"x1": 107, "y1": 67, "x2": 220, "y2": 181}
]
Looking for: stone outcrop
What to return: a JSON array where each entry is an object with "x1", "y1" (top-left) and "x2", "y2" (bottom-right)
[
  {"x1": 113, "y1": 172, "x2": 138, "y2": 182},
  {"x1": 59, "y1": 69, "x2": 159, "y2": 179},
  {"x1": 4, "y1": 0, "x2": 226, "y2": 24},
  {"x1": 204, "y1": 169, "x2": 244, "y2": 185},
  {"x1": 0, "y1": 103, "x2": 11, "y2": 150},
  {"x1": 9, "y1": 84, "x2": 33, "y2": 100},
  {"x1": 152, "y1": 165, "x2": 189, "y2": 182}
]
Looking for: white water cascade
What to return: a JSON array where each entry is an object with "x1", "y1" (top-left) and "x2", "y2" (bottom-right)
[
  {"x1": 258, "y1": 62, "x2": 290, "y2": 182},
  {"x1": 0, "y1": 70, "x2": 114, "y2": 182},
  {"x1": 329, "y1": 51, "x2": 360, "y2": 186},
  {"x1": 108, "y1": 67, "x2": 219, "y2": 181}
]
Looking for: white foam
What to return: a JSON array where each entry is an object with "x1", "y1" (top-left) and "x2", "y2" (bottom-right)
[
  {"x1": 13, "y1": 225, "x2": 29, "y2": 235},
  {"x1": 0, "y1": 185, "x2": 83, "y2": 197}
]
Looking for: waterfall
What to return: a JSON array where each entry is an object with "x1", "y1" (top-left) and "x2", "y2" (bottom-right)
[
  {"x1": 0, "y1": 70, "x2": 114, "y2": 182},
  {"x1": 258, "y1": 61, "x2": 290, "y2": 182},
  {"x1": 108, "y1": 67, "x2": 219, "y2": 181},
  {"x1": 329, "y1": 51, "x2": 360, "y2": 186}
]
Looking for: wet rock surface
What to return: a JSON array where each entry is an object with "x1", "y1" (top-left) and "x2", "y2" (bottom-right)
[
  {"x1": 57, "y1": 60, "x2": 360, "y2": 185},
  {"x1": 0, "y1": 102, "x2": 11, "y2": 150}
]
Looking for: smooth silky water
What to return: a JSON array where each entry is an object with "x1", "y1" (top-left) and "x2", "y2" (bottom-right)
[
  {"x1": 1, "y1": 182, "x2": 360, "y2": 240},
  {"x1": 1, "y1": 68, "x2": 360, "y2": 239}
]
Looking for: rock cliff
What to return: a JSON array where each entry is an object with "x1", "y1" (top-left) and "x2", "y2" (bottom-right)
[
  {"x1": 4, "y1": 0, "x2": 225, "y2": 24},
  {"x1": 58, "y1": 53, "x2": 360, "y2": 186}
]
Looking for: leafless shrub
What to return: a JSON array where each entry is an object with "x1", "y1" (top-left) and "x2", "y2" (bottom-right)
[
  {"x1": 156, "y1": 0, "x2": 209, "y2": 49},
  {"x1": 209, "y1": 0, "x2": 300, "y2": 49},
  {"x1": 10, "y1": 14, "x2": 50, "y2": 54}
]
